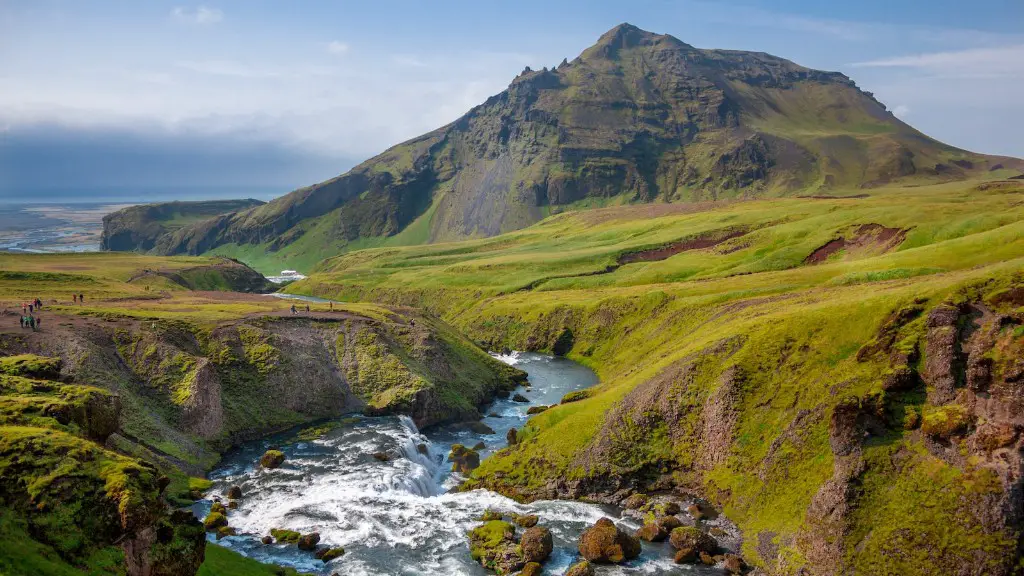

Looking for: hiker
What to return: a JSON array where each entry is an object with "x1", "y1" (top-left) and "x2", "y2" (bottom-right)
[
  {"x1": 19, "y1": 316, "x2": 24, "y2": 329},
  {"x1": 329, "y1": 302, "x2": 333, "y2": 311},
  {"x1": 34, "y1": 298, "x2": 41, "y2": 309},
  {"x1": 79, "y1": 294, "x2": 84, "y2": 304},
  {"x1": 305, "y1": 304, "x2": 310, "y2": 313},
  {"x1": 28, "y1": 316, "x2": 35, "y2": 331},
  {"x1": 35, "y1": 316, "x2": 41, "y2": 330},
  {"x1": 28, "y1": 304, "x2": 33, "y2": 314},
  {"x1": 21, "y1": 303, "x2": 27, "y2": 314},
  {"x1": 290, "y1": 304, "x2": 297, "y2": 315},
  {"x1": 73, "y1": 294, "x2": 77, "y2": 304}
]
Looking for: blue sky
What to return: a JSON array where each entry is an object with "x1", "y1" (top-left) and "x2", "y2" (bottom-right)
[{"x1": 2, "y1": 0, "x2": 1022, "y2": 194}]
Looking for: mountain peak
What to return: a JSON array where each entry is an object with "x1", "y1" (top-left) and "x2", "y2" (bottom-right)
[{"x1": 590, "y1": 23, "x2": 690, "y2": 57}]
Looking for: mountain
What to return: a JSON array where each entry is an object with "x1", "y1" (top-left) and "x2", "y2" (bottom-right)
[
  {"x1": 144, "y1": 23, "x2": 1022, "y2": 271},
  {"x1": 101, "y1": 199, "x2": 265, "y2": 252}
]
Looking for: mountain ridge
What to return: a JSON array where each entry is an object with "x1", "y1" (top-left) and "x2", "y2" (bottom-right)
[{"x1": 133, "y1": 23, "x2": 1022, "y2": 271}]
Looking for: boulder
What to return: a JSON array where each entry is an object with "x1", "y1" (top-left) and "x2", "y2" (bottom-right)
[
  {"x1": 468, "y1": 421, "x2": 496, "y2": 435},
  {"x1": 417, "y1": 443, "x2": 429, "y2": 455},
  {"x1": 260, "y1": 449, "x2": 285, "y2": 469},
  {"x1": 270, "y1": 528, "x2": 302, "y2": 543},
  {"x1": 473, "y1": 441, "x2": 486, "y2": 451},
  {"x1": 507, "y1": 427, "x2": 519, "y2": 446},
  {"x1": 261, "y1": 536, "x2": 273, "y2": 545},
  {"x1": 210, "y1": 501, "x2": 227, "y2": 515},
  {"x1": 686, "y1": 504, "x2": 704, "y2": 520},
  {"x1": 215, "y1": 526, "x2": 236, "y2": 540},
  {"x1": 468, "y1": 520, "x2": 525, "y2": 574},
  {"x1": 297, "y1": 532, "x2": 321, "y2": 551},
  {"x1": 657, "y1": 516, "x2": 683, "y2": 532},
  {"x1": 578, "y1": 517, "x2": 642, "y2": 563},
  {"x1": 513, "y1": 394, "x2": 529, "y2": 403},
  {"x1": 227, "y1": 485, "x2": 242, "y2": 499},
  {"x1": 565, "y1": 561, "x2": 595, "y2": 576},
  {"x1": 669, "y1": 527, "x2": 717, "y2": 555},
  {"x1": 674, "y1": 548, "x2": 697, "y2": 564},
  {"x1": 372, "y1": 451, "x2": 390, "y2": 462},
  {"x1": 449, "y1": 444, "x2": 481, "y2": 474},
  {"x1": 514, "y1": 514, "x2": 539, "y2": 528},
  {"x1": 227, "y1": 500, "x2": 238, "y2": 510},
  {"x1": 520, "y1": 526, "x2": 553, "y2": 563},
  {"x1": 480, "y1": 509, "x2": 504, "y2": 521},
  {"x1": 202, "y1": 512, "x2": 228, "y2": 531},
  {"x1": 520, "y1": 562, "x2": 542, "y2": 576},
  {"x1": 526, "y1": 405, "x2": 549, "y2": 415},
  {"x1": 621, "y1": 493, "x2": 647, "y2": 510},
  {"x1": 321, "y1": 547, "x2": 345, "y2": 562},
  {"x1": 724, "y1": 553, "x2": 746, "y2": 574}
]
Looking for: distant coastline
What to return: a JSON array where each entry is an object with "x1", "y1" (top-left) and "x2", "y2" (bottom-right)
[{"x1": 0, "y1": 188, "x2": 284, "y2": 253}]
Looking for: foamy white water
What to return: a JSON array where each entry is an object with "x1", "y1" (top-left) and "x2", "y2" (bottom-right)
[{"x1": 197, "y1": 353, "x2": 718, "y2": 575}]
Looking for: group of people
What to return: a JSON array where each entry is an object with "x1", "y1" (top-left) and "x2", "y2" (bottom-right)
[
  {"x1": 20, "y1": 298, "x2": 44, "y2": 330},
  {"x1": 289, "y1": 303, "x2": 312, "y2": 315}
]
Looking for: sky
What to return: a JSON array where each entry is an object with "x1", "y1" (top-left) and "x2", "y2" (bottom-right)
[{"x1": 1, "y1": 0, "x2": 1022, "y2": 197}]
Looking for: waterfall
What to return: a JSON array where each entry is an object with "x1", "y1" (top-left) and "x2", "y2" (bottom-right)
[{"x1": 394, "y1": 416, "x2": 441, "y2": 497}]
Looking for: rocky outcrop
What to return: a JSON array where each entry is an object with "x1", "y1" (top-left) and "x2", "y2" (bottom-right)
[
  {"x1": 100, "y1": 199, "x2": 264, "y2": 252},
  {"x1": 0, "y1": 364, "x2": 206, "y2": 576}
]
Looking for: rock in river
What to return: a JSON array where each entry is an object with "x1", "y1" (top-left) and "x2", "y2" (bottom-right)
[{"x1": 578, "y1": 517, "x2": 641, "y2": 563}]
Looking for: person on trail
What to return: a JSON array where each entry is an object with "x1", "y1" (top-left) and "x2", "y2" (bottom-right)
[
  {"x1": 305, "y1": 304, "x2": 310, "y2": 313},
  {"x1": 28, "y1": 316, "x2": 35, "y2": 331},
  {"x1": 290, "y1": 304, "x2": 297, "y2": 315},
  {"x1": 329, "y1": 302, "x2": 333, "y2": 311},
  {"x1": 19, "y1": 316, "x2": 24, "y2": 329},
  {"x1": 79, "y1": 294, "x2": 84, "y2": 304},
  {"x1": 35, "y1": 316, "x2": 41, "y2": 330},
  {"x1": 28, "y1": 304, "x2": 33, "y2": 314},
  {"x1": 73, "y1": 294, "x2": 77, "y2": 304},
  {"x1": 21, "y1": 303, "x2": 27, "y2": 314}
]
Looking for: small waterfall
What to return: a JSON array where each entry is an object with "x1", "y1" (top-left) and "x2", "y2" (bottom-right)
[
  {"x1": 490, "y1": 350, "x2": 522, "y2": 365},
  {"x1": 395, "y1": 416, "x2": 441, "y2": 497}
]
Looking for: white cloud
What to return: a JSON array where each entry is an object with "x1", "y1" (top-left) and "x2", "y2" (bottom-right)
[
  {"x1": 327, "y1": 41, "x2": 349, "y2": 56},
  {"x1": 171, "y1": 6, "x2": 224, "y2": 25},
  {"x1": 891, "y1": 104, "x2": 910, "y2": 118},
  {"x1": 851, "y1": 44, "x2": 1024, "y2": 78}
]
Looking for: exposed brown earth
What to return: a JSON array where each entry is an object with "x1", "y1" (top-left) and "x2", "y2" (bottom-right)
[{"x1": 803, "y1": 223, "x2": 907, "y2": 265}]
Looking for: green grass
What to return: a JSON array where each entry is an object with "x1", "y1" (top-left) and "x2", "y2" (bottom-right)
[
  {"x1": 197, "y1": 543, "x2": 312, "y2": 576},
  {"x1": 281, "y1": 177, "x2": 1024, "y2": 574}
]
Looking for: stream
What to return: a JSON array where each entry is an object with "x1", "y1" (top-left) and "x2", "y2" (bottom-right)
[{"x1": 195, "y1": 352, "x2": 722, "y2": 575}]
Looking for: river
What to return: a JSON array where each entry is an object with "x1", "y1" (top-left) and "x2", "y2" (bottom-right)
[{"x1": 195, "y1": 352, "x2": 720, "y2": 575}]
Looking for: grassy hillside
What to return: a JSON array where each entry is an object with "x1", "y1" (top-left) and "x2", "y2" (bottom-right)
[
  {"x1": 0, "y1": 252, "x2": 523, "y2": 576},
  {"x1": 286, "y1": 176, "x2": 1024, "y2": 575},
  {"x1": 146, "y1": 24, "x2": 1022, "y2": 274}
]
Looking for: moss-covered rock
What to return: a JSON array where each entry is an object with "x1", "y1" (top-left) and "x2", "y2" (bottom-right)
[
  {"x1": 578, "y1": 518, "x2": 641, "y2": 564},
  {"x1": 203, "y1": 512, "x2": 228, "y2": 531},
  {"x1": 513, "y1": 514, "x2": 538, "y2": 528},
  {"x1": 0, "y1": 354, "x2": 63, "y2": 379},
  {"x1": 564, "y1": 560, "x2": 594, "y2": 576},
  {"x1": 297, "y1": 532, "x2": 320, "y2": 551},
  {"x1": 468, "y1": 520, "x2": 524, "y2": 573},
  {"x1": 668, "y1": 527, "x2": 717, "y2": 555},
  {"x1": 260, "y1": 449, "x2": 286, "y2": 469},
  {"x1": 320, "y1": 547, "x2": 345, "y2": 562},
  {"x1": 270, "y1": 528, "x2": 302, "y2": 544},
  {"x1": 520, "y1": 526, "x2": 552, "y2": 563},
  {"x1": 449, "y1": 444, "x2": 481, "y2": 474},
  {"x1": 921, "y1": 404, "x2": 972, "y2": 439}
]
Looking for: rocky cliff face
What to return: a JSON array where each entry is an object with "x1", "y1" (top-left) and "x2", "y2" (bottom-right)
[
  {"x1": 100, "y1": 199, "x2": 264, "y2": 252},
  {"x1": 148, "y1": 23, "x2": 1020, "y2": 267},
  {"x1": 0, "y1": 307, "x2": 524, "y2": 470}
]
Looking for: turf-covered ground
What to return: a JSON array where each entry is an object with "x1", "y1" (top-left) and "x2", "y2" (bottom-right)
[{"x1": 283, "y1": 177, "x2": 1024, "y2": 574}]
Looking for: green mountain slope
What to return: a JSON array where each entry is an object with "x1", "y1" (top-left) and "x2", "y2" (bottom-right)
[
  {"x1": 147, "y1": 24, "x2": 1023, "y2": 273},
  {"x1": 285, "y1": 177, "x2": 1024, "y2": 575}
]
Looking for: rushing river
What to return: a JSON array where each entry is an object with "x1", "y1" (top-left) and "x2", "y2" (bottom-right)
[{"x1": 197, "y1": 353, "x2": 720, "y2": 575}]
